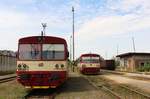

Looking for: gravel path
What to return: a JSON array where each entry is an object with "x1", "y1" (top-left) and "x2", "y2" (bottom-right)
[
  {"x1": 101, "y1": 74, "x2": 150, "y2": 94},
  {"x1": 55, "y1": 72, "x2": 112, "y2": 99}
]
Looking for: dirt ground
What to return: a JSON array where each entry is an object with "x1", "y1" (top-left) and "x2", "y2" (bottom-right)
[
  {"x1": 55, "y1": 72, "x2": 112, "y2": 99},
  {"x1": 0, "y1": 71, "x2": 114, "y2": 99},
  {"x1": 101, "y1": 74, "x2": 150, "y2": 94}
]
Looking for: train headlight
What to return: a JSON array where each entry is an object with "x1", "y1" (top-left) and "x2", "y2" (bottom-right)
[
  {"x1": 23, "y1": 64, "x2": 29, "y2": 71},
  {"x1": 18, "y1": 64, "x2": 22, "y2": 70},
  {"x1": 61, "y1": 64, "x2": 64, "y2": 68},
  {"x1": 17, "y1": 64, "x2": 29, "y2": 71},
  {"x1": 55, "y1": 64, "x2": 59, "y2": 69},
  {"x1": 18, "y1": 64, "x2": 21, "y2": 68},
  {"x1": 23, "y1": 64, "x2": 27, "y2": 68}
]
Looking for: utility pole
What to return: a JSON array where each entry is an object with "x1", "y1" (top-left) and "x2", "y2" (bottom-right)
[
  {"x1": 70, "y1": 35, "x2": 72, "y2": 61},
  {"x1": 132, "y1": 36, "x2": 136, "y2": 72},
  {"x1": 72, "y1": 7, "x2": 75, "y2": 72},
  {"x1": 105, "y1": 51, "x2": 107, "y2": 59},
  {"x1": 72, "y1": 7, "x2": 75, "y2": 62},
  {"x1": 132, "y1": 37, "x2": 136, "y2": 52},
  {"x1": 117, "y1": 44, "x2": 119, "y2": 55}
]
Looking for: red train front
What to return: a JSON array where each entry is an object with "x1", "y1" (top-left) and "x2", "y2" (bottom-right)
[
  {"x1": 77, "y1": 53, "x2": 101, "y2": 74},
  {"x1": 16, "y1": 36, "x2": 69, "y2": 89}
]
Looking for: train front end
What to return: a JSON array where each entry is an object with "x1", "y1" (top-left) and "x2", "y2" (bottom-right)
[
  {"x1": 16, "y1": 36, "x2": 69, "y2": 89},
  {"x1": 78, "y1": 54, "x2": 101, "y2": 74}
]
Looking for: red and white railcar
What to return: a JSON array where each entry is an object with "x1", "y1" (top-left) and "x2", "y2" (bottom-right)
[
  {"x1": 16, "y1": 36, "x2": 69, "y2": 89},
  {"x1": 78, "y1": 53, "x2": 101, "y2": 74}
]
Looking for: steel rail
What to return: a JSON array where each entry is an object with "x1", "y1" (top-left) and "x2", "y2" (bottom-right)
[
  {"x1": 119, "y1": 85, "x2": 150, "y2": 99},
  {"x1": 0, "y1": 76, "x2": 16, "y2": 83},
  {"x1": 83, "y1": 75, "x2": 122, "y2": 99},
  {"x1": 101, "y1": 69, "x2": 150, "y2": 81},
  {"x1": 84, "y1": 74, "x2": 150, "y2": 99},
  {"x1": 24, "y1": 89, "x2": 56, "y2": 99}
]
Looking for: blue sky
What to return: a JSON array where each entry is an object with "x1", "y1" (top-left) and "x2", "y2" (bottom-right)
[{"x1": 0, "y1": 0, "x2": 150, "y2": 59}]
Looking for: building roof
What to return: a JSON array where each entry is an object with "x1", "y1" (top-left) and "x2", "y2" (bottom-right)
[
  {"x1": 0, "y1": 50, "x2": 16, "y2": 57},
  {"x1": 116, "y1": 52, "x2": 150, "y2": 58}
]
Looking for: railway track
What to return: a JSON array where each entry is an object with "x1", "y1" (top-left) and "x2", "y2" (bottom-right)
[
  {"x1": 83, "y1": 75, "x2": 150, "y2": 99},
  {"x1": 21, "y1": 72, "x2": 150, "y2": 99},
  {"x1": 24, "y1": 88, "x2": 57, "y2": 99},
  {"x1": 0, "y1": 76, "x2": 16, "y2": 83},
  {"x1": 83, "y1": 75, "x2": 122, "y2": 99},
  {"x1": 101, "y1": 69, "x2": 150, "y2": 81},
  {"x1": 119, "y1": 85, "x2": 150, "y2": 99}
]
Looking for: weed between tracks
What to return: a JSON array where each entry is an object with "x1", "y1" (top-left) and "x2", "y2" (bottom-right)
[
  {"x1": 0, "y1": 80, "x2": 27, "y2": 99},
  {"x1": 87, "y1": 76, "x2": 149, "y2": 99}
]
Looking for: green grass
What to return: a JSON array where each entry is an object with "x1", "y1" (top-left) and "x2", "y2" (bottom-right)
[
  {"x1": 0, "y1": 71, "x2": 15, "y2": 76},
  {"x1": 0, "y1": 81, "x2": 27, "y2": 99}
]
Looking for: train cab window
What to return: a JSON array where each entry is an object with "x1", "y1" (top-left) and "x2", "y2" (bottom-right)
[
  {"x1": 82, "y1": 57, "x2": 100, "y2": 63},
  {"x1": 19, "y1": 44, "x2": 41, "y2": 60},
  {"x1": 42, "y1": 44, "x2": 65, "y2": 60}
]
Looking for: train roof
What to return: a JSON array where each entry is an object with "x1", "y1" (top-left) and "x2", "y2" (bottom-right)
[
  {"x1": 19, "y1": 36, "x2": 67, "y2": 44},
  {"x1": 80, "y1": 53, "x2": 100, "y2": 57}
]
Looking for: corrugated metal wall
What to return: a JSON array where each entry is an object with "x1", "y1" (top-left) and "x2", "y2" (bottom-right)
[{"x1": 0, "y1": 55, "x2": 16, "y2": 72}]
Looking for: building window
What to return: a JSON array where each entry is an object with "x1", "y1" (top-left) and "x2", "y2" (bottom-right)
[
  {"x1": 124, "y1": 59, "x2": 127, "y2": 67},
  {"x1": 140, "y1": 62, "x2": 144, "y2": 66}
]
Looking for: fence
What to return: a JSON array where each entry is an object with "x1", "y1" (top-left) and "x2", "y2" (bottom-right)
[{"x1": 0, "y1": 55, "x2": 16, "y2": 72}]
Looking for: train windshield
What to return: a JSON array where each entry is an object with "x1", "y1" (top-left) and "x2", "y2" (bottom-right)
[
  {"x1": 19, "y1": 44, "x2": 41, "y2": 60},
  {"x1": 82, "y1": 57, "x2": 100, "y2": 63},
  {"x1": 42, "y1": 44, "x2": 65, "y2": 60},
  {"x1": 19, "y1": 44, "x2": 65, "y2": 60}
]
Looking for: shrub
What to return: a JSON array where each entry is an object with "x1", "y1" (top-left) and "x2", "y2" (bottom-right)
[{"x1": 137, "y1": 64, "x2": 150, "y2": 72}]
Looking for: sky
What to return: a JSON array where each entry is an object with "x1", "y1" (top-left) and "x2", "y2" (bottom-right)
[{"x1": 0, "y1": 0, "x2": 150, "y2": 59}]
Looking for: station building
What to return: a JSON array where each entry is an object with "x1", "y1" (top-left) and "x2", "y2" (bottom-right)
[{"x1": 116, "y1": 52, "x2": 150, "y2": 72}]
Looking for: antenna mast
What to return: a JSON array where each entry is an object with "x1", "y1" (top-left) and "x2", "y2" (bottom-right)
[{"x1": 41, "y1": 23, "x2": 47, "y2": 36}]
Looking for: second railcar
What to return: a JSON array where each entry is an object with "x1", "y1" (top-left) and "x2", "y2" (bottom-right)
[{"x1": 77, "y1": 53, "x2": 101, "y2": 74}]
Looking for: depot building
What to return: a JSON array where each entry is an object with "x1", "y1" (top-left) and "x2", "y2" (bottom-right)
[{"x1": 116, "y1": 52, "x2": 150, "y2": 72}]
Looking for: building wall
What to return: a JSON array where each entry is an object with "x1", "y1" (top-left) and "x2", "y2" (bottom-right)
[
  {"x1": 134, "y1": 55, "x2": 150, "y2": 69},
  {"x1": 0, "y1": 55, "x2": 16, "y2": 72},
  {"x1": 119, "y1": 55, "x2": 150, "y2": 72},
  {"x1": 119, "y1": 57, "x2": 133, "y2": 71}
]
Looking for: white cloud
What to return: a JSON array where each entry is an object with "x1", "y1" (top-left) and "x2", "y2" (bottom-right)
[
  {"x1": 0, "y1": 10, "x2": 27, "y2": 29},
  {"x1": 77, "y1": 0, "x2": 150, "y2": 41},
  {"x1": 107, "y1": 0, "x2": 150, "y2": 14},
  {"x1": 0, "y1": 9, "x2": 71, "y2": 51},
  {"x1": 0, "y1": 0, "x2": 150, "y2": 58},
  {"x1": 75, "y1": 14, "x2": 150, "y2": 58}
]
